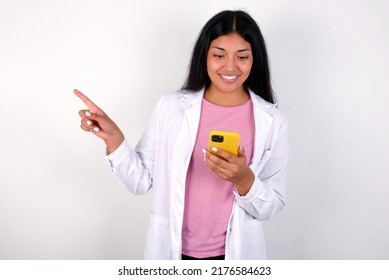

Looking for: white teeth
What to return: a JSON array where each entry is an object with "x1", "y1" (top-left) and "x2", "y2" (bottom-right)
[{"x1": 221, "y1": 75, "x2": 237, "y2": 80}]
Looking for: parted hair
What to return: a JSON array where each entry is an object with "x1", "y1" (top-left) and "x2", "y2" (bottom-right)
[{"x1": 182, "y1": 10, "x2": 275, "y2": 104}]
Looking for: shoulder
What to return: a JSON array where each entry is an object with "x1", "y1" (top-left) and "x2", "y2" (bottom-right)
[
  {"x1": 156, "y1": 89, "x2": 204, "y2": 107},
  {"x1": 150, "y1": 89, "x2": 203, "y2": 119},
  {"x1": 159, "y1": 90, "x2": 185, "y2": 102},
  {"x1": 250, "y1": 92, "x2": 287, "y2": 122}
]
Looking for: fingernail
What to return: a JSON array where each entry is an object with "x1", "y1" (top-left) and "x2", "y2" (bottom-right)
[
  {"x1": 240, "y1": 146, "x2": 243, "y2": 151},
  {"x1": 93, "y1": 127, "x2": 99, "y2": 132},
  {"x1": 85, "y1": 111, "x2": 91, "y2": 117},
  {"x1": 211, "y1": 147, "x2": 218, "y2": 152},
  {"x1": 202, "y1": 148, "x2": 206, "y2": 155},
  {"x1": 86, "y1": 120, "x2": 92, "y2": 126}
]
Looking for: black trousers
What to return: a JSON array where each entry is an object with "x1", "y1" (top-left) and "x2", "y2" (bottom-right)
[{"x1": 181, "y1": 254, "x2": 225, "y2": 260}]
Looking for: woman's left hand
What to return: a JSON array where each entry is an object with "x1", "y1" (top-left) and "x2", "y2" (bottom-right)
[{"x1": 203, "y1": 146, "x2": 255, "y2": 196}]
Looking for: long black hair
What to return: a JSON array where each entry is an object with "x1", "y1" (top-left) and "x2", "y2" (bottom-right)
[{"x1": 182, "y1": 10, "x2": 275, "y2": 104}]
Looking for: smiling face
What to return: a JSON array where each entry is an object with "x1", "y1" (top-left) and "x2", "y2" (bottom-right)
[{"x1": 206, "y1": 33, "x2": 253, "y2": 99}]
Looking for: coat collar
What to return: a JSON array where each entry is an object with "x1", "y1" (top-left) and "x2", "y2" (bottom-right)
[
  {"x1": 179, "y1": 88, "x2": 276, "y2": 110},
  {"x1": 179, "y1": 88, "x2": 205, "y2": 106}
]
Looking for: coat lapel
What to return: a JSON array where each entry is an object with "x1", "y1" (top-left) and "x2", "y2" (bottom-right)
[
  {"x1": 179, "y1": 89, "x2": 204, "y2": 153},
  {"x1": 169, "y1": 90, "x2": 204, "y2": 259},
  {"x1": 249, "y1": 91, "x2": 275, "y2": 168}
]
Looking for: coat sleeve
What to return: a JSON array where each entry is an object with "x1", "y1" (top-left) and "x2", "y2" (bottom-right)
[
  {"x1": 105, "y1": 97, "x2": 163, "y2": 195},
  {"x1": 234, "y1": 112, "x2": 289, "y2": 221}
]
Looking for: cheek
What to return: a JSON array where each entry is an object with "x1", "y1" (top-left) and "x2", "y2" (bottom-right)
[
  {"x1": 242, "y1": 62, "x2": 253, "y2": 75},
  {"x1": 206, "y1": 53, "x2": 212, "y2": 69},
  {"x1": 206, "y1": 58, "x2": 219, "y2": 72}
]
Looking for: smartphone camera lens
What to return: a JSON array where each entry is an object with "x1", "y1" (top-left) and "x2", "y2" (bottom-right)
[{"x1": 212, "y1": 135, "x2": 224, "y2": 143}]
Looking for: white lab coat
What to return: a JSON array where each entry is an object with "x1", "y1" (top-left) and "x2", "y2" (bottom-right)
[{"x1": 106, "y1": 89, "x2": 289, "y2": 259}]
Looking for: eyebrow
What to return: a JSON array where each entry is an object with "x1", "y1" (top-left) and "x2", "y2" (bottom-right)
[{"x1": 212, "y1": 46, "x2": 251, "y2": 52}]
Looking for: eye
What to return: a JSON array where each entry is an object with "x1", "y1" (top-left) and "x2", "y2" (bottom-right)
[
  {"x1": 238, "y1": 56, "x2": 249, "y2": 61},
  {"x1": 213, "y1": 54, "x2": 225, "y2": 59}
]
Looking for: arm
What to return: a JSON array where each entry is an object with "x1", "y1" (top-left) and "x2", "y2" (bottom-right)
[
  {"x1": 234, "y1": 118, "x2": 289, "y2": 220},
  {"x1": 106, "y1": 139, "x2": 154, "y2": 195},
  {"x1": 204, "y1": 114, "x2": 289, "y2": 221},
  {"x1": 106, "y1": 100, "x2": 162, "y2": 194},
  {"x1": 74, "y1": 89, "x2": 155, "y2": 194}
]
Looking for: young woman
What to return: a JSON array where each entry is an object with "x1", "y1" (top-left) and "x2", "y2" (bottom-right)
[{"x1": 75, "y1": 10, "x2": 288, "y2": 260}]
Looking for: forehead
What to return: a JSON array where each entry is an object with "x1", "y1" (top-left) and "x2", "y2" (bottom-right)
[{"x1": 210, "y1": 33, "x2": 251, "y2": 50}]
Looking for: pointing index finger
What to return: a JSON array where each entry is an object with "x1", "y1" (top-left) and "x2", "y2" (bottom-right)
[{"x1": 73, "y1": 89, "x2": 99, "y2": 112}]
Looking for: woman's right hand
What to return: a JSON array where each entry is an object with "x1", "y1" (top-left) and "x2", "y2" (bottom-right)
[{"x1": 74, "y1": 89, "x2": 125, "y2": 154}]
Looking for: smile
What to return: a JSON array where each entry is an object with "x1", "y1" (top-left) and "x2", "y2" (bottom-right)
[{"x1": 220, "y1": 75, "x2": 238, "y2": 82}]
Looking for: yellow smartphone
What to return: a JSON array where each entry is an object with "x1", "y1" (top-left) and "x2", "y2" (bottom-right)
[{"x1": 209, "y1": 130, "x2": 240, "y2": 157}]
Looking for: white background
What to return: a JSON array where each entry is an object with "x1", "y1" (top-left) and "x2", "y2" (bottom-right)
[{"x1": 0, "y1": 0, "x2": 388, "y2": 259}]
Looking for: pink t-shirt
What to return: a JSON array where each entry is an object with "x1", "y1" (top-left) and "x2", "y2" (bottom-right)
[{"x1": 181, "y1": 98, "x2": 255, "y2": 258}]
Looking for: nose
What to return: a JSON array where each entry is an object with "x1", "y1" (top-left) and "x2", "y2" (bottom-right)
[{"x1": 224, "y1": 56, "x2": 237, "y2": 70}]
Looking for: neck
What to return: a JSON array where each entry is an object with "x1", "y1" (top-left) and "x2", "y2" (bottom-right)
[{"x1": 204, "y1": 86, "x2": 250, "y2": 107}]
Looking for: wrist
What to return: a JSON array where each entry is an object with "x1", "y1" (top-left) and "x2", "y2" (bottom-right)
[
  {"x1": 236, "y1": 169, "x2": 255, "y2": 196},
  {"x1": 105, "y1": 134, "x2": 125, "y2": 154}
]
